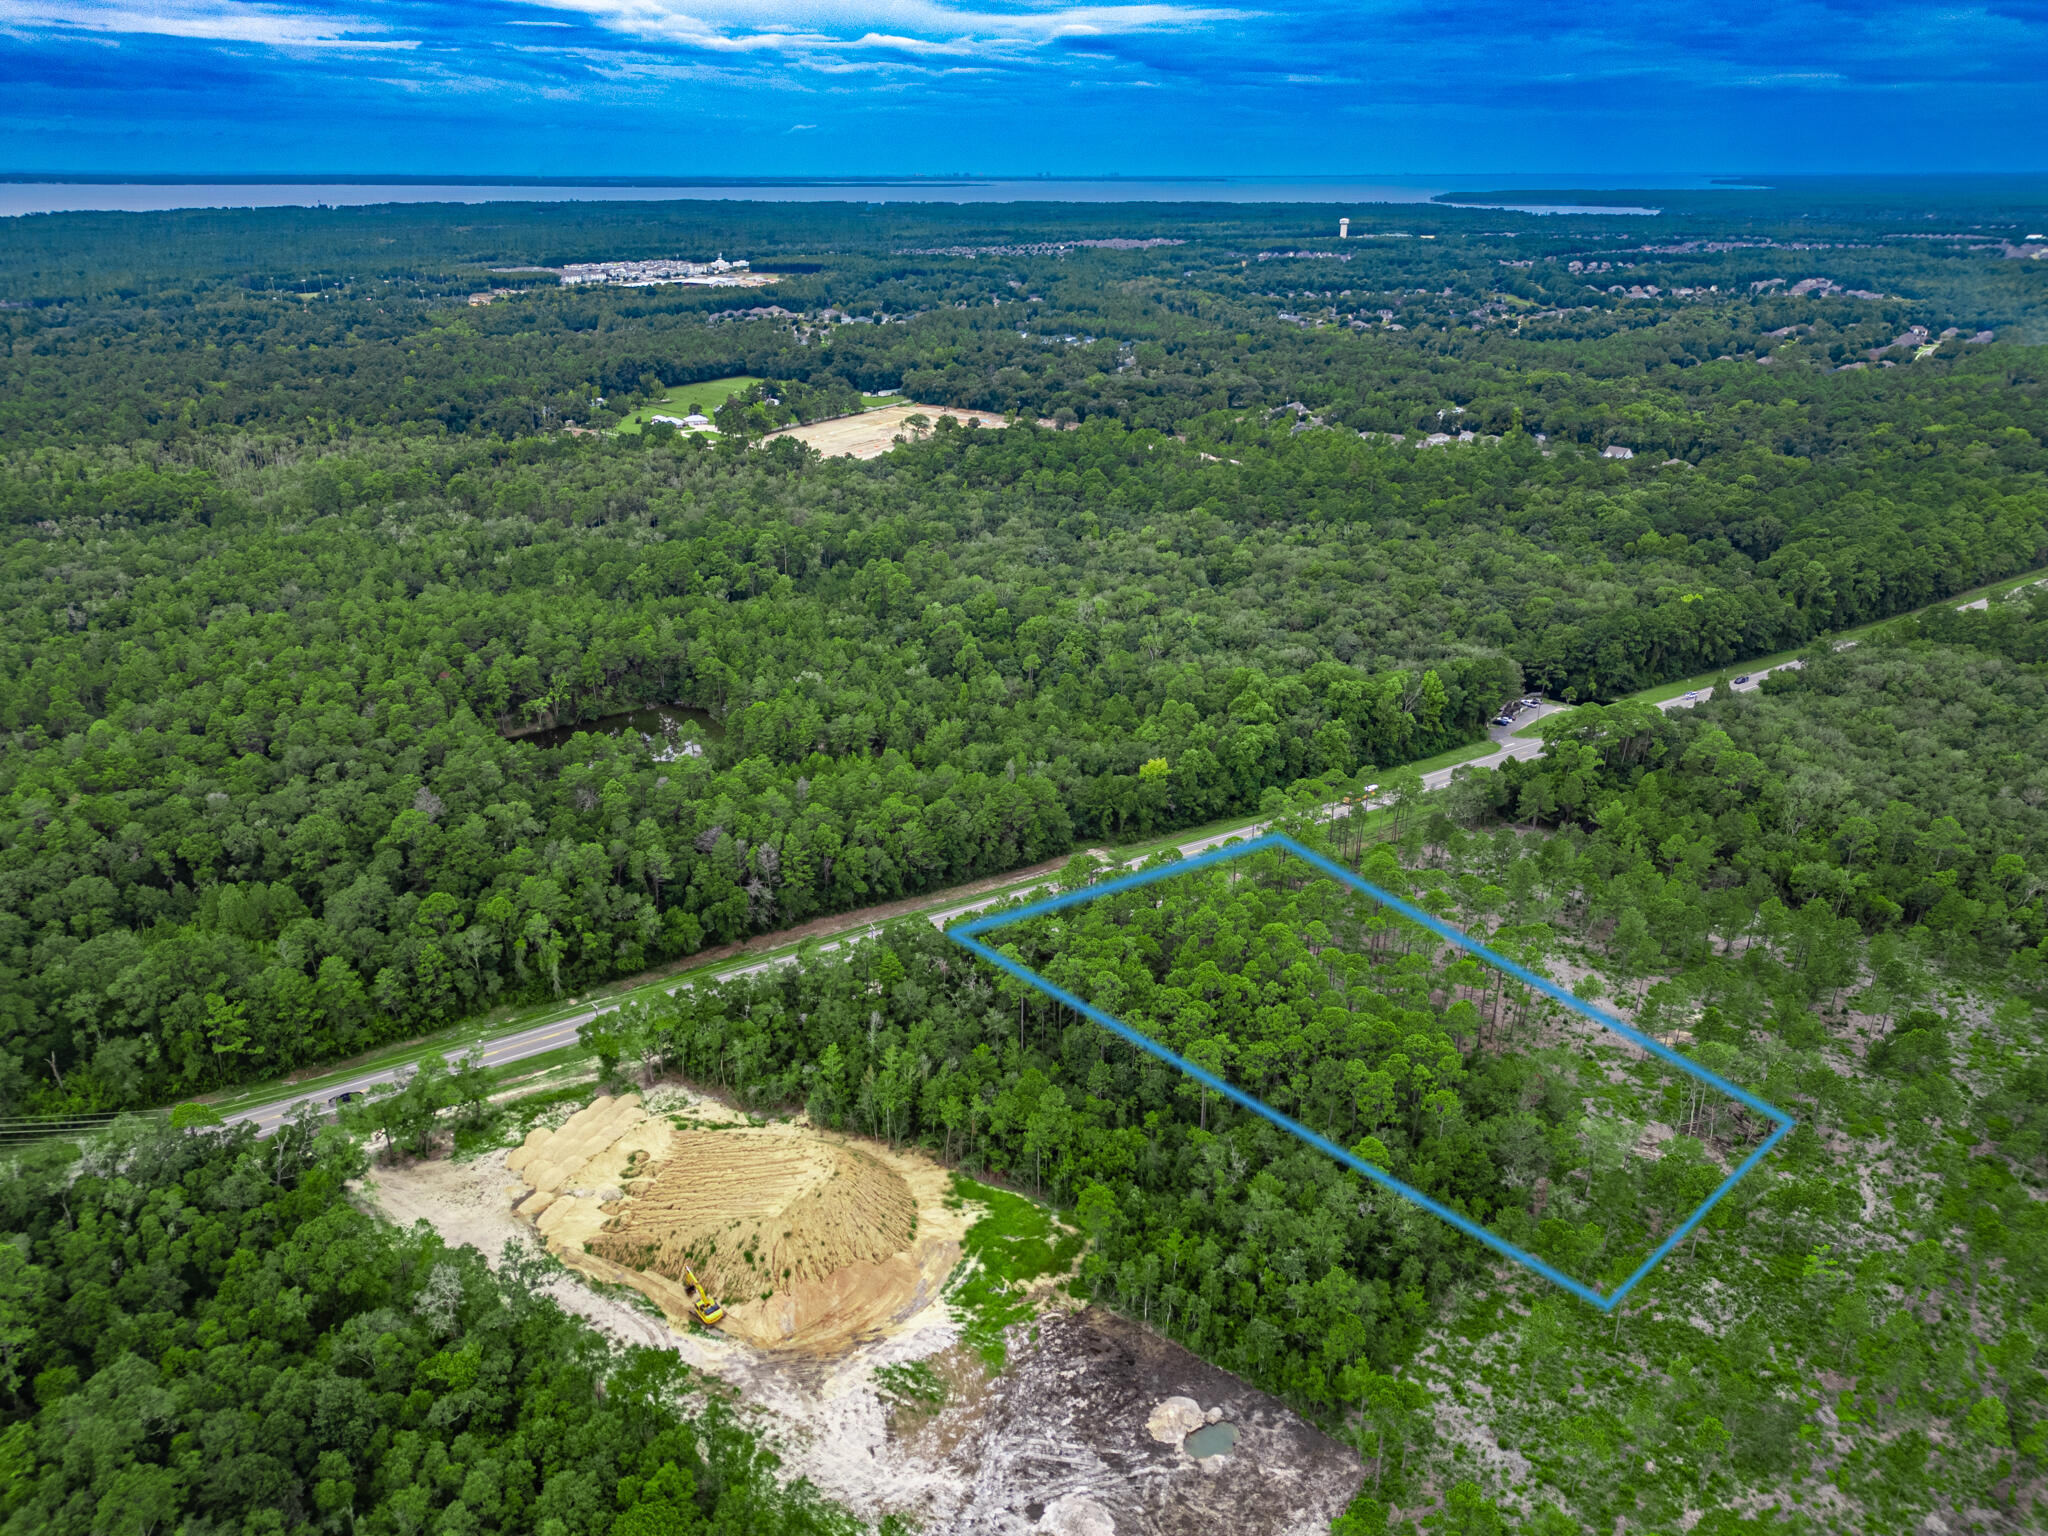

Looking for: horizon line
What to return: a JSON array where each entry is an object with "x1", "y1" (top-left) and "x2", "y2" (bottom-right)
[{"x1": 8, "y1": 170, "x2": 2044, "y2": 188}]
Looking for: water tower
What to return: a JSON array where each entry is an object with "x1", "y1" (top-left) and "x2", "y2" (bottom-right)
[{"x1": 1339, "y1": 218, "x2": 1350, "y2": 240}]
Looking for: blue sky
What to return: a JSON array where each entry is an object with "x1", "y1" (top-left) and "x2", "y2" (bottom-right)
[{"x1": 3, "y1": 0, "x2": 2046, "y2": 175}]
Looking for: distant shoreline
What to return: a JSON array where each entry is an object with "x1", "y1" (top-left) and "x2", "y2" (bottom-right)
[
  {"x1": 0, "y1": 171, "x2": 1754, "y2": 187},
  {"x1": 0, "y1": 178, "x2": 1458, "y2": 217},
  {"x1": 0, "y1": 173, "x2": 1078, "y2": 187},
  {"x1": 0, "y1": 175, "x2": 1711, "y2": 218},
  {"x1": 9, "y1": 171, "x2": 2006, "y2": 219}
]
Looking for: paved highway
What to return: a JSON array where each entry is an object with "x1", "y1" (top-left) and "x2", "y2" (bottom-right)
[
  {"x1": 227, "y1": 700, "x2": 1596, "y2": 1134},
  {"x1": 222, "y1": 675, "x2": 1808, "y2": 1135},
  {"x1": 1654, "y1": 658, "x2": 1804, "y2": 713},
  {"x1": 228, "y1": 1011, "x2": 595, "y2": 1135},
  {"x1": 218, "y1": 575, "x2": 2048, "y2": 1134}
]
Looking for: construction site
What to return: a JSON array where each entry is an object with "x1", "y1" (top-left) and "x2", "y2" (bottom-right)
[
  {"x1": 502, "y1": 1092, "x2": 966, "y2": 1353},
  {"x1": 363, "y1": 1084, "x2": 1362, "y2": 1535}
]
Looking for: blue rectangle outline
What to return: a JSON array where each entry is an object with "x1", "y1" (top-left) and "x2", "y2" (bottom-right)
[{"x1": 946, "y1": 831, "x2": 1794, "y2": 1312}]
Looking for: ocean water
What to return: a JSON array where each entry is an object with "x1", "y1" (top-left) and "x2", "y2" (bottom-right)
[{"x1": 0, "y1": 174, "x2": 1679, "y2": 218}]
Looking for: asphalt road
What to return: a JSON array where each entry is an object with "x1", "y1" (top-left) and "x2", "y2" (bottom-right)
[
  {"x1": 228, "y1": 1012, "x2": 595, "y2": 1135},
  {"x1": 221, "y1": 679, "x2": 1796, "y2": 1136},
  {"x1": 1654, "y1": 658, "x2": 1804, "y2": 713},
  {"x1": 214, "y1": 576, "x2": 2048, "y2": 1135}
]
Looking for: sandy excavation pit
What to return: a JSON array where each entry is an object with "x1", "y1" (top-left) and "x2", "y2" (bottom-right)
[
  {"x1": 506, "y1": 1094, "x2": 966, "y2": 1353},
  {"x1": 366, "y1": 1090, "x2": 1363, "y2": 1534}
]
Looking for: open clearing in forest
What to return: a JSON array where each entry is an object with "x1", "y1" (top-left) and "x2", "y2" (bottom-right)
[
  {"x1": 505, "y1": 1092, "x2": 968, "y2": 1353},
  {"x1": 765, "y1": 402, "x2": 1008, "y2": 458},
  {"x1": 363, "y1": 1084, "x2": 1360, "y2": 1534},
  {"x1": 615, "y1": 375, "x2": 762, "y2": 433}
]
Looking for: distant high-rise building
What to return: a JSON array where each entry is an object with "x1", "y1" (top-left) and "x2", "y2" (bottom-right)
[{"x1": 1339, "y1": 218, "x2": 1350, "y2": 240}]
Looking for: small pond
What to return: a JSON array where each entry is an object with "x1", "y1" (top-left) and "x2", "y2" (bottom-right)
[
  {"x1": 521, "y1": 704, "x2": 722, "y2": 759},
  {"x1": 1183, "y1": 1421, "x2": 1239, "y2": 1459}
]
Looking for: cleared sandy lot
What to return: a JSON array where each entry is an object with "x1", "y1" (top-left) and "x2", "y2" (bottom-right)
[
  {"x1": 765, "y1": 402, "x2": 1007, "y2": 459},
  {"x1": 505, "y1": 1092, "x2": 968, "y2": 1354},
  {"x1": 360, "y1": 1085, "x2": 1359, "y2": 1534}
]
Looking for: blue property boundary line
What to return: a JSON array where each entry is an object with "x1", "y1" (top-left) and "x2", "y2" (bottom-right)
[{"x1": 946, "y1": 832, "x2": 1795, "y2": 1312}]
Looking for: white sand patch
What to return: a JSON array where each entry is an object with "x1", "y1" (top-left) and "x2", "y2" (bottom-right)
[
  {"x1": 765, "y1": 403, "x2": 1009, "y2": 459},
  {"x1": 360, "y1": 1119, "x2": 986, "y2": 1526},
  {"x1": 1147, "y1": 1396, "x2": 1207, "y2": 1443}
]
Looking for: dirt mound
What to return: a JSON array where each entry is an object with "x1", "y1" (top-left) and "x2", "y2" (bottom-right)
[
  {"x1": 591, "y1": 1130, "x2": 916, "y2": 1303},
  {"x1": 506, "y1": 1092, "x2": 667, "y2": 1199},
  {"x1": 505, "y1": 1094, "x2": 966, "y2": 1354}
]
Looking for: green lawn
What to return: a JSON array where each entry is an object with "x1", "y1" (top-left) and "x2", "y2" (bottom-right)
[
  {"x1": 1402, "y1": 737, "x2": 1510, "y2": 775},
  {"x1": 617, "y1": 381, "x2": 906, "y2": 435},
  {"x1": 615, "y1": 375, "x2": 762, "y2": 434}
]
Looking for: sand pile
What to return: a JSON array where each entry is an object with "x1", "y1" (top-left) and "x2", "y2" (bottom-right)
[
  {"x1": 590, "y1": 1130, "x2": 916, "y2": 1302},
  {"x1": 507, "y1": 1093, "x2": 668, "y2": 1200},
  {"x1": 505, "y1": 1092, "x2": 965, "y2": 1353}
]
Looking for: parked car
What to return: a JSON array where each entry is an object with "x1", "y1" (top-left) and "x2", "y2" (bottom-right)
[
  {"x1": 1734, "y1": 674, "x2": 1751, "y2": 684},
  {"x1": 329, "y1": 1090, "x2": 359, "y2": 1107}
]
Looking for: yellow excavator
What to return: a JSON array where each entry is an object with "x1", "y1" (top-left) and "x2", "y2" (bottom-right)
[{"x1": 679, "y1": 1265, "x2": 726, "y2": 1328}]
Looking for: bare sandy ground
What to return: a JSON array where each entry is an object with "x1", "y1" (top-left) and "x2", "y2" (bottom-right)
[
  {"x1": 361, "y1": 1145, "x2": 690, "y2": 1354},
  {"x1": 361, "y1": 1083, "x2": 1360, "y2": 1534},
  {"x1": 766, "y1": 403, "x2": 1008, "y2": 459},
  {"x1": 359, "y1": 1103, "x2": 982, "y2": 1519},
  {"x1": 504, "y1": 1093, "x2": 969, "y2": 1354}
]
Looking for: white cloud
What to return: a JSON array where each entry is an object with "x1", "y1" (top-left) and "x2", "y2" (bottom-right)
[
  {"x1": 1733, "y1": 70, "x2": 1844, "y2": 86},
  {"x1": 509, "y1": 0, "x2": 1250, "y2": 56},
  {"x1": 1, "y1": 0, "x2": 416, "y2": 47}
]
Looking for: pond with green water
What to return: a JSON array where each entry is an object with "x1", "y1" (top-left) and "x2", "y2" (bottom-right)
[{"x1": 1183, "y1": 1422, "x2": 1238, "y2": 1459}]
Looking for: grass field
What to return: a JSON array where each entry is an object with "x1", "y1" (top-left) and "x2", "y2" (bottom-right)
[
  {"x1": 615, "y1": 375, "x2": 763, "y2": 434},
  {"x1": 618, "y1": 382, "x2": 908, "y2": 435}
]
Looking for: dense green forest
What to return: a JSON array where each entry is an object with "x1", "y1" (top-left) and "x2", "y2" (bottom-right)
[
  {"x1": 7, "y1": 584, "x2": 2045, "y2": 1535},
  {"x1": 0, "y1": 198, "x2": 2043, "y2": 1113},
  {"x1": 0, "y1": 1115, "x2": 857, "y2": 1536},
  {"x1": 569, "y1": 594, "x2": 2048, "y2": 1530},
  {"x1": 2, "y1": 191, "x2": 2047, "y2": 1534}
]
